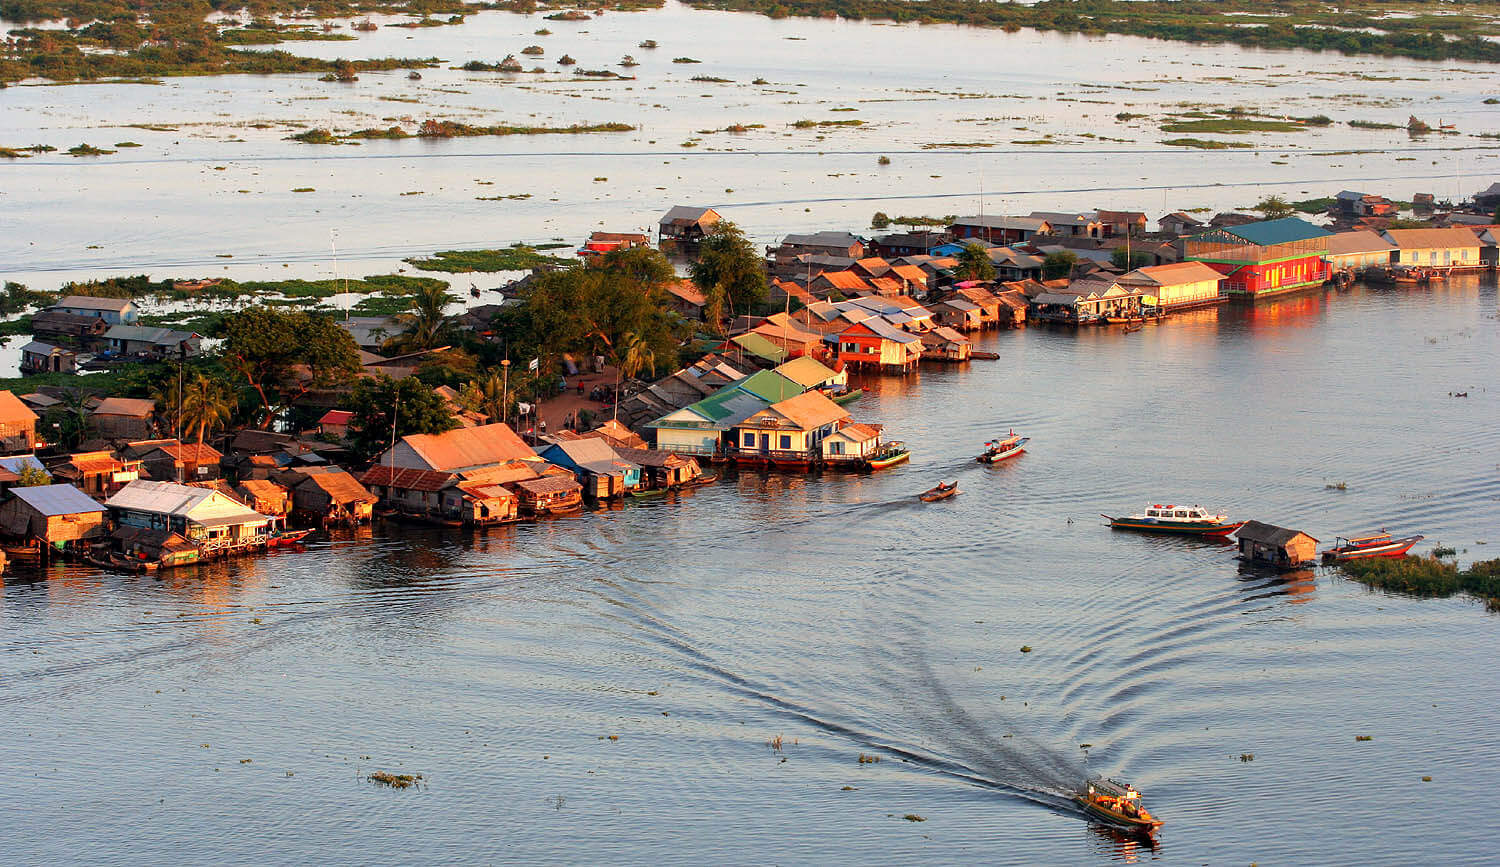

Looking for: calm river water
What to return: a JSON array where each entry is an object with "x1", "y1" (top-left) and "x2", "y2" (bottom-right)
[{"x1": 3, "y1": 278, "x2": 1497, "y2": 863}]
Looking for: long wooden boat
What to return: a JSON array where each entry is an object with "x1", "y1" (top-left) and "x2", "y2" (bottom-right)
[
  {"x1": 1074, "y1": 777, "x2": 1162, "y2": 836},
  {"x1": 680, "y1": 471, "x2": 718, "y2": 488},
  {"x1": 1322, "y1": 532, "x2": 1424, "y2": 562},
  {"x1": 1103, "y1": 504, "x2": 1243, "y2": 536},
  {"x1": 629, "y1": 487, "x2": 669, "y2": 499},
  {"x1": 866, "y1": 441, "x2": 911, "y2": 470},
  {"x1": 831, "y1": 388, "x2": 865, "y2": 406},
  {"x1": 977, "y1": 431, "x2": 1028, "y2": 464},
  {"x1": 918, "y1": 482, "x2": 959, "y2": 502},
  {"x1": 267, "y1": 528, "x2": 314, "y2": 548}
]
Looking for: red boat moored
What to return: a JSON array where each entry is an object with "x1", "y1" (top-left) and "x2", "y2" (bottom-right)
[{"x1": 1322, "y1": 532, "x2": 1424, "y2": 562}]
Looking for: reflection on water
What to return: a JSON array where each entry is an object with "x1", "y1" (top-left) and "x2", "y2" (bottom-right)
[{"x1": 1, "y1": 283, "x2": 1498, "y2": 863}]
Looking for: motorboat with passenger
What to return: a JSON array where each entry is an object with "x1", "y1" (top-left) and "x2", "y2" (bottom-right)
[
  {"x1": 1074, "y1": 777, "x2": 1162, "y2": 835},
  {"x1": 977, "y1": 430, "x2": 1029, "y2": 464}
]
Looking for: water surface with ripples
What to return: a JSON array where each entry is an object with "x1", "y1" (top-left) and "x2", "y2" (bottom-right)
[{"x1": 3, "y1": 278, "x2": 1496, "y2": 863}]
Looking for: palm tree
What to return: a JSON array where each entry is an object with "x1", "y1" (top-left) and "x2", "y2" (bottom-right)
[
  {"x1": 151, "y1": 376, "x2": 183, "y2": 440},
  {"x1": 180, "y1": 374, "x2": 236, "y2": 447},
  {"x1": 464, "y1": 370, "x2": 507, "y2": 424},
  {"x1": 392, "y1": 283, "x2": 456, "y2": 352},
  {"x1": 615, "y1": 332, "x2": 657, "y2": 421}
]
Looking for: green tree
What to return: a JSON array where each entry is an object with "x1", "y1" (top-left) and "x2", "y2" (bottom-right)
[
  {"x1": 1253, "y1": 195, "x2": 1295, "y2": 220},
  {"x1": 1110, "y1": 248, "x2": 1154, "y2": 270},
  {"x1": 49, "y1": 389, "x2": 93, "y2": 450},
  {"x1": 347, "y1": 374, "x2": 458, "y2": 463},
  {"x1": 1491, "y1": 204, "x2": 1500, "y2": 225},
  {"x1": 220, "y1": 307, "x2": 361, "y2": 428},
  {"x1": 389, "y1": 282, "x2": 457, "y2": 353},
  {"x1": 871, "y1": 211, "x2": 891, "y2": 229},
  {"x1": 690, "y1": 220, "x2": 768, "y2": 333},
  {"x1": 15, "y1": 465, "x2": 50, "y2": 487},
  {"x1": 955, "y1": 242, "x2": 997, "y2": 282},
  {"x1": 180, "y1": 373, "x2": 236, "y2": 447},
  {"x1": 516, "y1": 249, "x2": 684, "y2": 377},
  {"x1": 1042, "y1": 251, "x2": 1077, "y2": 280}
]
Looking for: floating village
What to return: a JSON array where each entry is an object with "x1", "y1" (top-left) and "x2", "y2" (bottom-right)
[{"x1": 0, "y1": 182, "x2": 1494, "y2": 606}]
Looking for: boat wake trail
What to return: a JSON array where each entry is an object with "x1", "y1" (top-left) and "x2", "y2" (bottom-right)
[{"x1": 583, "y1": 576, "x2": 1084, "y2": 814}]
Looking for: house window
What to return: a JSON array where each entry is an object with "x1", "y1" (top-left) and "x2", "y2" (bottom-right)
[
  {"x1": 743, "y1": 432, "x2": 755, "y2": 447},
  {"x1": 841, "y1": 342, "x2": 857, "y2": 353},
  {"x1": 829, "y1": 440, "x2": 844, "y2": 455},
  {"x1": 778, "y1": 435, "x2": 792, "y2": 450}
]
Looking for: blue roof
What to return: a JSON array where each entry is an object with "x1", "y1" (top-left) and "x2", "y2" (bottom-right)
[
  {"x1": 0, "y1": 455, "x2": 46, "y2": 475},
  {"x1": 1221, "y1": 217, "x2": 1332, "y2": 246},
  {"x1": 11, "y1": 484, "x2": 106, "y2": 516}
]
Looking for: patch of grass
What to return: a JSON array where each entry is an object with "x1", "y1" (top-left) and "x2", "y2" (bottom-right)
[
  {"x1": 113, "y1": 140, "x2": 142, "y2": 147},
  {"x1": 288, "y1": 128, "x2": 339, "y2": 144},
  {"x1": 67, "y1": 143, "x2": 114, "y2": 156},
  {"x1": 1294, "y1": 197, "x2": 1336, "y2": 214},
  {"x1": 792, "y1": 119, "x2": 863, "y2": 128},
  {"x1": 475, "y1": 193, "x2": 533, "y2": 201},
  {"x1": 1162, "y1": 137, "x2": 1253, "y2": 150},
  {"x1": 291, "y1": 187, "x2": 315, "y2": 193},
  {"x1": 691, "y1": 75, "x2": 732, "y2": 83},
  {"x1": 1349, "y1": 119, "x2": 1401, "y2": 130},
  {"x1": 922, "y1": 141, "x2": 993, "y2": 149},
  {"x1": 903, "y1": 814, "x2": 926, "y2": 822},
  {"x1": 672, "y1": 57, "x2": 701, "y2": 63},
  {"x1": 405, "y1": 245, "x2": 571, "y2": 273},
  {"x1": 1339, "y1": 555, "x2": 1500, "y2": 608},
  {"x1": 1161, "y1": 118, "x2": 1304, "y2": 134}
]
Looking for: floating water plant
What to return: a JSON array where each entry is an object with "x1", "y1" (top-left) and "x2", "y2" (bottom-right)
[
  {"x1": 368, "y1": 771, "x2": 423, "y2": 789},
  {"x1": 903, "y1": 814, "x2": 926, "y2": 822}
]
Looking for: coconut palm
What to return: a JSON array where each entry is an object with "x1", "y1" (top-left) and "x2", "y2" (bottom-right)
[
  {"x1": 180, "y1": 374, "x2": 237, "y2": 447},
  {"x1": 391, "y1": 283, "x2": 457, "y2": 352},
  {"x1": 614, "y1": 332, "x2": 657, "y2": 421},
  {"x1": 464, "y1": 370, "x2": 507, "y2": 424},
  {"x1": 956, "y1": 241, "x2": 997, "y2": 283}
]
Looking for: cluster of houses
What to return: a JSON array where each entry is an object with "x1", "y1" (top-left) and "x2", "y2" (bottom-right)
[
  {"x1": 0, "y1": 379, "x2": 724, "y2": 570},
  {"x1": 22, "y1": 295, "x2": 201, "y2": 375},
  {"x1": 649, "y1": 199, "x2": 1496, "y2": 334}
]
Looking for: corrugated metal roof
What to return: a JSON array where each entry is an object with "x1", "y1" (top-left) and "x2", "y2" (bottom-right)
[
  {"x1": 103, "y1": 325, "x2": 196, "y2": 344},
  {"x1": 105, "y1": 479, "x2": 265, "y2": 524},
  {"x1": 1221, "y1": 217, "x2": 1332, "y2": 247},
  {"x1": 753, "y1": 390, "x2": 850, "y2": 431},
  {"x1": 0, "y1": 455, "x2": 45, "y2": 474},
  {"x1": 730, "y1": 332, "x2": 788, "y2": 363},
  {"x1": 733, "y1": 370, "x2": 803, "y2": 403},
  {"x1": 1236, "y1": 520, "x2": 1318, "y2": 546},
  {"x1": 93, "y1": 397, "x2": 156, "y2": 417},
  {"x1": 1381, "y1": 227, "x2": 1482, "y2": 249},
  {"x1": 10, "y1": 484, "x2": 106, "y2": 516},
  {"x1": 516, "y1": 475, "x2": 582, "y2": 495},
  {"x1": 54, "y1": 295, "x2": 134, "y2": 313},
  {"x1": 400, "y1": 423, "x2": 536, "y2": 472},
  {"x1": 0, "y1": 390, "x2": 39, "y2": 424},
  {"x1": 774, "y1": 356, "x2": 839, "y2": 388}
]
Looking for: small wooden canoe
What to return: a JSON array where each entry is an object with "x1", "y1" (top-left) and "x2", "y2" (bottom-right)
[{"x1": 919, "y1": 483, "x2": 960, "y2": 502}]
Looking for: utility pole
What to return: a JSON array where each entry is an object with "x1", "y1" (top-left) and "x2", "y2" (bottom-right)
[{"x1": 501, "y1": 358, "x2": 511, "y2": 427}]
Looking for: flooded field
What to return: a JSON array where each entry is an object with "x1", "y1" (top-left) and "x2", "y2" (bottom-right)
[
  {"x1": 2, "y1": 278, "x2": 1497, "y2": 863},
  {"x1": 4, "y1": 1, "x2": 1500, "y2": 291}
]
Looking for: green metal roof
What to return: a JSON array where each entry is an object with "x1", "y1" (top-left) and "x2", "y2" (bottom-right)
[
  {"x1": 733, "y1": 369, "x2": 803, "y2": 403},
  {"x1": 730, "y1": 332, "x2": 788, "y2": 364},
  {"x1": 1220, "y1": 217, "x2": 1331, "y2": 247}
]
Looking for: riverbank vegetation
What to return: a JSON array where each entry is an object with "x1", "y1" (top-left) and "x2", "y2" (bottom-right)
[
  {"x1": 1338, "y1": 555, "x2": 1500, "y2": 610},
  {"x1": 405, "y1": 245, "x2": 573, "y2": 273},
  {"x1": 286, "y1": 120, "x2": 634, "y2": 145},
  {"x1": 679, "y1": 0, "x2": 1500, "y2": 65},
  {"x1": 0, "y1": 0, "x2": 443, "y2": 84}
]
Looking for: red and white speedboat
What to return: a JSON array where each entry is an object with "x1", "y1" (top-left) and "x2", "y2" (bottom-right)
[{"x1": 1322, "y1": 531, "x2": 1424, "y2": 562}]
